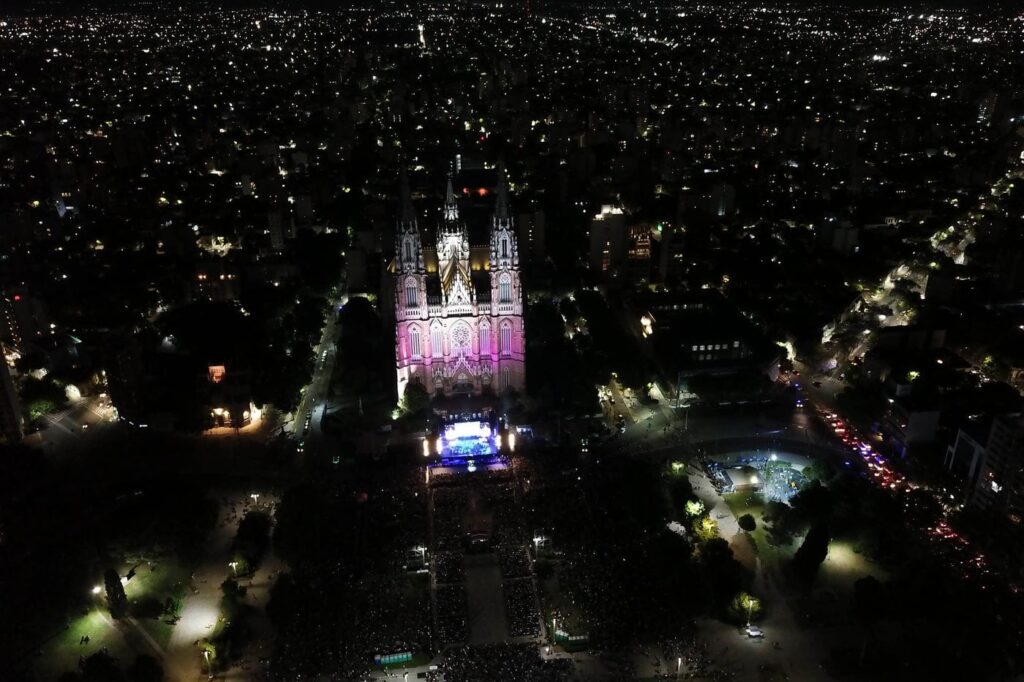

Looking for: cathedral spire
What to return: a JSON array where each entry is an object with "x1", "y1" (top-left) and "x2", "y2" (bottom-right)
[
  {"x1": 444, "y1": 173, "x2": 459, "y2": 222},
  {"x1": 494, "y1": 159, "x2": 511, "y2": 223},
  {"x1": 398, "y1": 165, "x2": 416, "y2": 227}
]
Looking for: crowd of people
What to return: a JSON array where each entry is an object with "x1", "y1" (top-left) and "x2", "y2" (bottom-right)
[
  {"x1": 498, "y1": 545, "x2": 532, "y2": 578},
  {"x1": 434, "y1": 550, "x2": 465, "y2": 584},
  {"x1": 435, "y1": 584, "x2": 468, "y2": 644},
  {"x1": 433, "y1": 643, "x2": 573, "y2": 682},
  {"x1": 503, "y1": 578, "x2": 541, "y2": 637},
  {"x1": 432, "y1": 486, "x2": 467, "y2": 551}
]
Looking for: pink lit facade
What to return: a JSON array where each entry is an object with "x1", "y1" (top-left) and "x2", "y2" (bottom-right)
[{"x1": 394, "y1": 169, "x2": 525, "y2": 397}]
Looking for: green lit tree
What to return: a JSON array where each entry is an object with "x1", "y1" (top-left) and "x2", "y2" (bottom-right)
[
  {"x1": 728, "y1": 591, "x2": 762, "y2": 624},
  {"x1": 693, "y1": 515, "x2": 719, "y2": 542}
]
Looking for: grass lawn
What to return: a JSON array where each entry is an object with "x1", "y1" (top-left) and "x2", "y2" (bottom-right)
[
  {"x1": 722, "y1": 492, "x2": 794, "y2": 562},
  {"x1": 123, "y1": 558, "x2": 192, "y2": 647},
  {"x1": 34, "y1": 607, "x2": 133, "y2": 681}
]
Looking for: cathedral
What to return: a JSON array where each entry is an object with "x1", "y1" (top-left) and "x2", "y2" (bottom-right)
[{"x1": 392, "y1": 164, "x2": 525, "y2": 399}]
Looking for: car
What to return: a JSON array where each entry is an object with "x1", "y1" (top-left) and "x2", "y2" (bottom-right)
[
  {"x1": 745, "y1": 625, "x2": 764, "y2": 638},
  {"x1": 812, "y1": 381, "x2": 822, "y2": 388}
]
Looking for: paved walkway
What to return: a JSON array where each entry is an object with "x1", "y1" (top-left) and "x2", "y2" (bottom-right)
[
  {"x1": 165, "y1": 491, "x2": 281, "y2": 681},
  {"x1": 689, "y1": 468, "x2": 830, "y2": 680}
]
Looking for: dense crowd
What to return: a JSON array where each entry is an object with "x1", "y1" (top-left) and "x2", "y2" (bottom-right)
[
  {"x1": 434, "y1": 644, "x2": 573, "y2": 682},
  {"x1": 498, "y1": 545, "x2": 532, "y2": 578},
  {"x1": 432, "y1": 487, "x2": 467, "y2": 551},
  {"x1": 503, "y1": 578, "x2": 541, "y2": 637},
  {"x1": 434, "y1": 550, "x2": 465, "y2": 584},
  {"x1": 435, "y1": 584, "x2": 468, "y2": 644}
]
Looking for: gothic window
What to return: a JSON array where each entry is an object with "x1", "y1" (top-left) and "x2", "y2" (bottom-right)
[
  {"x1": 450, "y1": 324, "x2": 471, "y2": 354},
  {"x1": 499, "y1": 274, "x2": 512, "y2": 303},
  {"x1": 501, "y1": 237, "x2": 509, "y2": 259},
  {"x1": 409, "y1": 327, "x2": 422, "y2": 358},
  {"x1": 405, "y1": 281, "x2": 417, "y2": 308},
  {"x1": 502, "y1": 367, "x2": 511, "y2": 390},
  {"x1": 404, "y1": 239, "x2": 413, "y2": 262},
  {"x1": 500, "y1": 322, "x2": 512, "y2": 356},
  {"x1": 431, "y1": 326, "x2": 444, "y2": 358},
  {"x1": 479, "y1": 324, "x2": 490, "y2": 356}
]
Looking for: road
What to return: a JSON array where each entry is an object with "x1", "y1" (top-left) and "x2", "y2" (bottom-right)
[
  {"x1": 291, "y1": 292, "x2": 347, "y2": 452},
  {"x1": 25, "y1": 394, "x2": 118, "y2": 456}
]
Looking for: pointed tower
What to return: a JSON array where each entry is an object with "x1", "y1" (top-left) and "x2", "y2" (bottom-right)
[
  {"x1": 489, "y1": 160, "x2": 524, "y2": 394},
  {"x1": 443, "y1": 174, "x2": 460, "y2": 223},
  {"x1": 395, "y1": 167, "x2": 426, "y2": 276},
  {"x1": 394, "y1": 167, "x2": 429, "y2": 396},
  {"x1": 437, "y1": 174, "x2": 473, "y2": 309},
  {"x1": 490, "y1": 160, "x2": 521, "y2": 296}
]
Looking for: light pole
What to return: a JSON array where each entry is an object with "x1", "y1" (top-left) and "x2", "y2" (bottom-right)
[
  {"x1": 677, "y1": 656, "x2": 683, "y2": 679},
  {"x1": 229, "y1": 561, "x2": 238, "y2": 576},
  {"x1": 746, "y1": 599, "x2": 753, "y2": 626},
  {"x1": 250, "y1": 493, "x2": 260, "y2": 507}
]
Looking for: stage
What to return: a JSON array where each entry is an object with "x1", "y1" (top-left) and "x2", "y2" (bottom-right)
[{"x1": 428, "y1": 420, "x2": 507, "y2": 472}]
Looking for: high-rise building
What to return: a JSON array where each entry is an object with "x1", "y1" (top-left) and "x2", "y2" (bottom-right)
[
  {"x1": 0, "y1": 359, "x2": 23, "y2": 443},
  {"x1": 588, "y1": 205, "x2": 627, "y2": 273},
  {"x1": 393, "y1": 164, "x2": 525, "y2": 398},
  {"x1": 971, "y1": 415, "x2": 1024, "y2": 519},
  {"x1": 517, "y1": 209, "x2": 546, "y2": 264}
]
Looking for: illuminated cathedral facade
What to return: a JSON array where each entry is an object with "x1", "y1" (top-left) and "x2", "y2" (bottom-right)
[{"x1": 393, "y1": 165, "x2": 525, "y2": 398}]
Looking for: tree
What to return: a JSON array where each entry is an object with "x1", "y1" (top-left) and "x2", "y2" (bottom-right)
[
  {"x1": 763, "y1": 500, "x2": 796, "y2": 545},
  {"x1": 700, "y1": 539, "x2": 746, "y2": 610},
  {"x1": 125, "y1": 655, "x2": 164, "y2": 682},
  {"x1": 693, "y1": 515, "x2": 719, "y2": 543},
  {"x1": 81, "y1": 650, "x2": 125, "y2": 681},
  {"x1": 738, "y1": 514, "x2": 757, "y2": 532},
  {"x1": 400, "y1": 381, "x2": 430, "y2": 417},
  {"x1": 728, "y1": 591, "x2": 762, "y2": 624},
  {"x1": 804, "y1": 457, "x2": 836, "y2": 483},
  {"x1": 104, "y1": 567, "x2": 128, "y2": 619},
  {"x1": 792, "y1": 522, "x2": 830, "y2": 583},
  {"x1": 790, "y1": 480, "x2": 833, "y2": 524},
  {"x1": 684, "y1": 499, "x2": 705, "y2": 518},
  {"x1": 853, "y1": 575, "x2": 886, "y2": 625},
  {"x1": 853, "y1": 576, "x2": 886, "y2": 666},
  {"x1": 234, "y1": 511, "x2": 271, "y2": 571}
]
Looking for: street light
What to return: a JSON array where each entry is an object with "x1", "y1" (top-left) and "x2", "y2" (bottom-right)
[
  {"x1": 229, "y1": 561, "x2": 238, "y2": 576},
  {"x1": 250, "y1": 493, "x2": 260, "y2": 507}
]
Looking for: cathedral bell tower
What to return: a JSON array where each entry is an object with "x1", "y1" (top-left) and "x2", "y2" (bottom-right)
[
  {"x1": 490, "y1": 161, "x2": 520, "y2": 314},
  {"x1": 395, "y1": 167, "x2": 426, "y2": 310}
]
